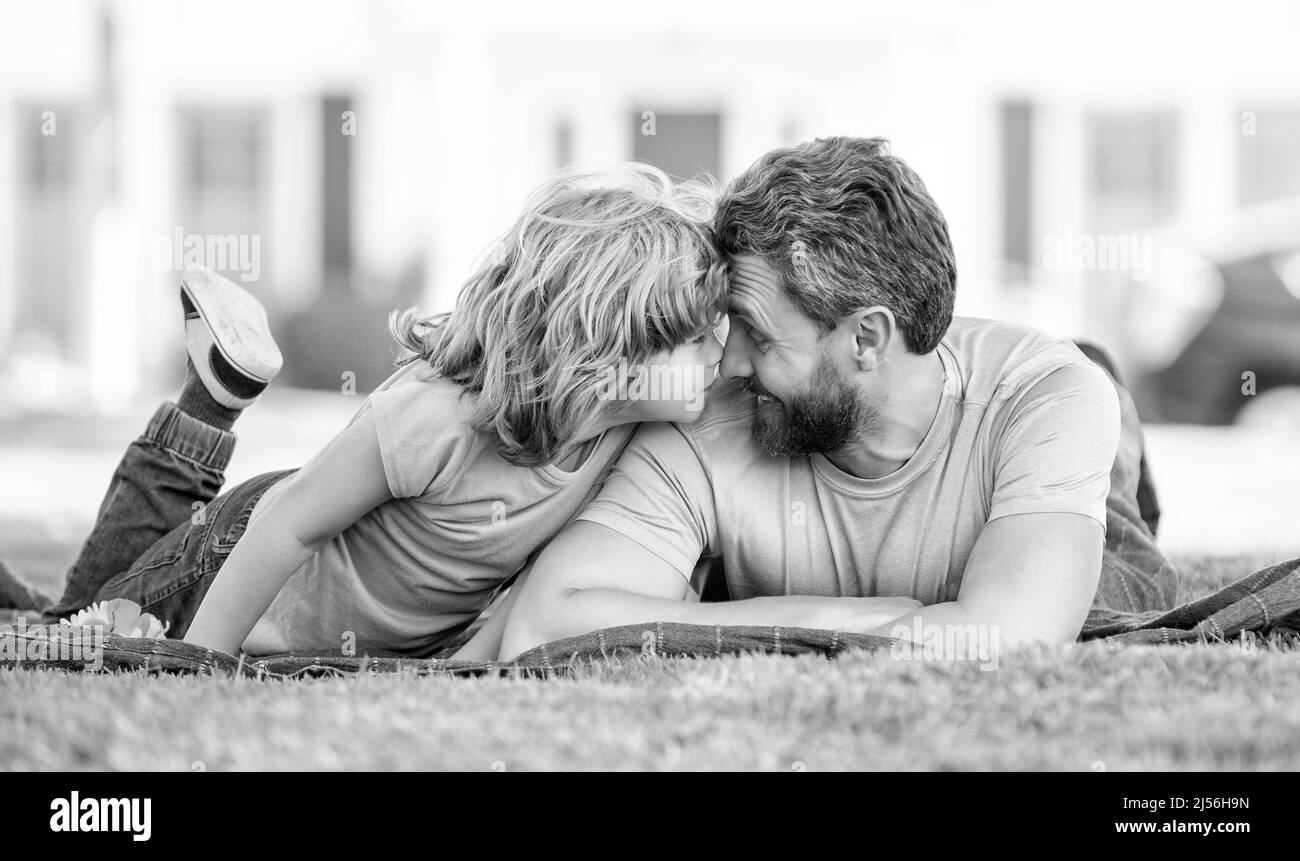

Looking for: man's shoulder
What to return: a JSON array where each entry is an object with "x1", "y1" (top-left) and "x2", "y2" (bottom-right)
[{"x1": 942, "y1": 316, "x2": 1096, "y2": 405}]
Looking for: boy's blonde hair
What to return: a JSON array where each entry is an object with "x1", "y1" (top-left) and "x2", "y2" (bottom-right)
[{"x1": 391, "y1": 163, "x2": 729, "y2": 466}]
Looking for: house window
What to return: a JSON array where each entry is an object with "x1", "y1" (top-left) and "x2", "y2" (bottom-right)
[
  {"x1": 631, "y1": 110, "x2": 722, "y2": 181},
  {"x1": 15, "y1": 103, "x2": 81, "y2": 354},
  {"x1": 175, "y1": 105, "x2": 270, "y2": 284},
  {"x1": 321, "y1": 94, "x2": 353, "y2": 289},
  {"x1": 1238, "y1": 108, "x2": 1300, "y2": 207},
  {"x1": 1085, "y1": 111, "x2": 1180, "y2": 231},
  {"x1": 999, "y1": 100, "x2": 1035, "y2": 277}
]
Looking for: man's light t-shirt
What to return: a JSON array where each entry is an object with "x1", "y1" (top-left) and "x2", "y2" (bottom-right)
[{"x1": 576, "y1": 317, "x2": 1121, "y2": 603}]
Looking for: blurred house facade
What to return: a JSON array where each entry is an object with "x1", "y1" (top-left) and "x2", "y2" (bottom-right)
[{"x1": 1, "y1": 0, "x2": 1297, "y2": 414}]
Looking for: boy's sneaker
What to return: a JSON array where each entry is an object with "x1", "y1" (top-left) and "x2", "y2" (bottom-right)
[{"x1": 181, "y1": 267, "x2": 283, "y2": 409}]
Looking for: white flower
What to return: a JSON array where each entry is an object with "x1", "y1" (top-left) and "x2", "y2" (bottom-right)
[
  {"x1": 125, "y1": 613, "x2": 169, "y2": 639},
  {"x1": 62, "y1": 598, "x2": 169, "y2": 639},
  {"x1": 62, "y1": 601, "x2": 114, "y2": 629}
]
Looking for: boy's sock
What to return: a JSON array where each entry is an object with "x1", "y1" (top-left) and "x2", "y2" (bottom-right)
[{"x1": 177, "y1": 359, "x2": 242, "y2": 431}]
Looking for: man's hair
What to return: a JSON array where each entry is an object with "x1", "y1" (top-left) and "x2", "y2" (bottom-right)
[
  {"x1": 391, "y1": 163, "x2": 728, "y2": 466},
  {"x1": 716, "y1": 136, "x2": 956, "y2": 353}
]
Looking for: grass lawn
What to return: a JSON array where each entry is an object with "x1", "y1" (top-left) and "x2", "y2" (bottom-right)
[{"x1": 3, "y1": 542, "x2": 1299, "y2": 771}]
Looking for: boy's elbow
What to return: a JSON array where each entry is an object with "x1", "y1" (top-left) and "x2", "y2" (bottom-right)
[{"x1": 286, "y1": 522, "x2": 331, "y2": 555}]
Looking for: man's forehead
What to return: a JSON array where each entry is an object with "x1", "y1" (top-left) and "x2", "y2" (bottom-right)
[
  {"x1": 727, "y1": 253, "x2": 823, "y2": 340},
  {"x1": 727, "y1": 254, "x2": 784, "y2": 311}
]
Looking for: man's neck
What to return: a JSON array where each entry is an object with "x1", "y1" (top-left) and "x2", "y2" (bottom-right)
[{"x1": 823, "y1": 347, "x2": 946, "y2": 480}]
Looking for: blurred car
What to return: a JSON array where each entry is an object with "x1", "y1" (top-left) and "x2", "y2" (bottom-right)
[{"x1": 1143, "y1": 202, "x2": 1300, "y2": 425}]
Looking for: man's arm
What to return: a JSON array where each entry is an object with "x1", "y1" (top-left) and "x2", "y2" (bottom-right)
[
  {"x1": 498, "y1": 521, "x2": 920, "y2": 660},
  {"x1": 870, "y1": 361, "x2": 1121, "y2": 648},
  {"x1": 867, "y1": 511, "x2": 1102, "y2": 647}
]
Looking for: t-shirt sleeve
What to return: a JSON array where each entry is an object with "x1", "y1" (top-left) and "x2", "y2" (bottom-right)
[
  {"x1": 367, "y1": 371, "x2": 475, "y2": 499},
  {"x1": 988, "y1": 361, "x2": 1120, "y2": 528},
  {"x1": 575, "y1": 421, "x2": 717, "y2": 581}
]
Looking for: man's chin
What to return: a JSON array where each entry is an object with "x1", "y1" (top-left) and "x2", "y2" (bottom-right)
[
  {"x1": 752, "y1": 399, "x2": 784, "y2": 429},
  {"x1": 752, "y1": 405, "x2": 861, "y2": 458},
  {"x1": 752, "y1": 411, "x2": 798, "y2": 457}
]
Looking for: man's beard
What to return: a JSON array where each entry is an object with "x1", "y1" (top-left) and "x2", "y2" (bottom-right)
[{"x1": 750, "y1": 358, "x2": 877, "y2": 457}]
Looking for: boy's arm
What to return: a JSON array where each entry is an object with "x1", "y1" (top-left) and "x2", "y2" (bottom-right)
[{"x1": 183, "y1": 411, "x2": 394, "y2": 655}]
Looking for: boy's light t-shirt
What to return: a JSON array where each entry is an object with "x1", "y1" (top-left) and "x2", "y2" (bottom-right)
[
  {"x1": 575, "y1": 317, "x2": 1121, "y2": 604},
  {"x1": 240, "y1": 361, "x2": 635, "y2": 657}
]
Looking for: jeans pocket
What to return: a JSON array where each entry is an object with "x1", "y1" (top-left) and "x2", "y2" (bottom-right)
[
  {"x1": 210, "y1": 491, "x2": 265, "y2": 556},
  {"x1": 209, "y1": 470, "x2": 293, "y2": 558}
]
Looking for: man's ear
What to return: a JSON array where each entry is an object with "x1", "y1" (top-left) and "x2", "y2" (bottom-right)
[{"x1": 851, "y1": 307, "x2": 897, "y2": 371}]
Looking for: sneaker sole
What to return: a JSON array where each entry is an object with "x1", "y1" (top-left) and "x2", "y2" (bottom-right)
[{"x1": 181, "y1": 267, "x2": 282, "y2": 386}]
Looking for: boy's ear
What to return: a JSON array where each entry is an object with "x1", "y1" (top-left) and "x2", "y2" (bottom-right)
[{"x1": 851, "y1": 307, "x2": 897, "y2": 371}]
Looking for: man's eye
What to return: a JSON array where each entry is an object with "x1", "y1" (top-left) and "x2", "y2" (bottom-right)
[{"x1": 692, "y1": 334, "x2": 708, "y2": 345}]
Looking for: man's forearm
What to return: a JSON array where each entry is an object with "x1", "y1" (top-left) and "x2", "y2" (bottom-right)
[
  {"x1": 500, "y1": 588, "x2": 910, "y2": 660},
  {"x1": 502, "y1": 590, "x2": 803, "y2": 660},
  {"x1": 867, "y1": 601, "x2": 1079, "y2": 648}
]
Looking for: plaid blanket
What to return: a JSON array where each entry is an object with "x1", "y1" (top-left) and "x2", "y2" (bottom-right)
[{"x1": 4, "y1": 504, "x2": 1299, "y2": 678}]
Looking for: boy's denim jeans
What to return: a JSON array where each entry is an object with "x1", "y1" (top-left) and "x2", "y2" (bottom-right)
[{"x1": 40, "y1": 402, "x2": 292, "y2": 639}]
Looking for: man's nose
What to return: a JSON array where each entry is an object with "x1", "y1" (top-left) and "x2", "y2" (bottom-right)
[{"x1": 720, "y1": 328, "x2": 751, "y2": 380}]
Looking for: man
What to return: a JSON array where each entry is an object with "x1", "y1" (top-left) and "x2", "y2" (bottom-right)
[{"x1": 499, "y1": 136, "x2": 1176, "y2": 660}]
